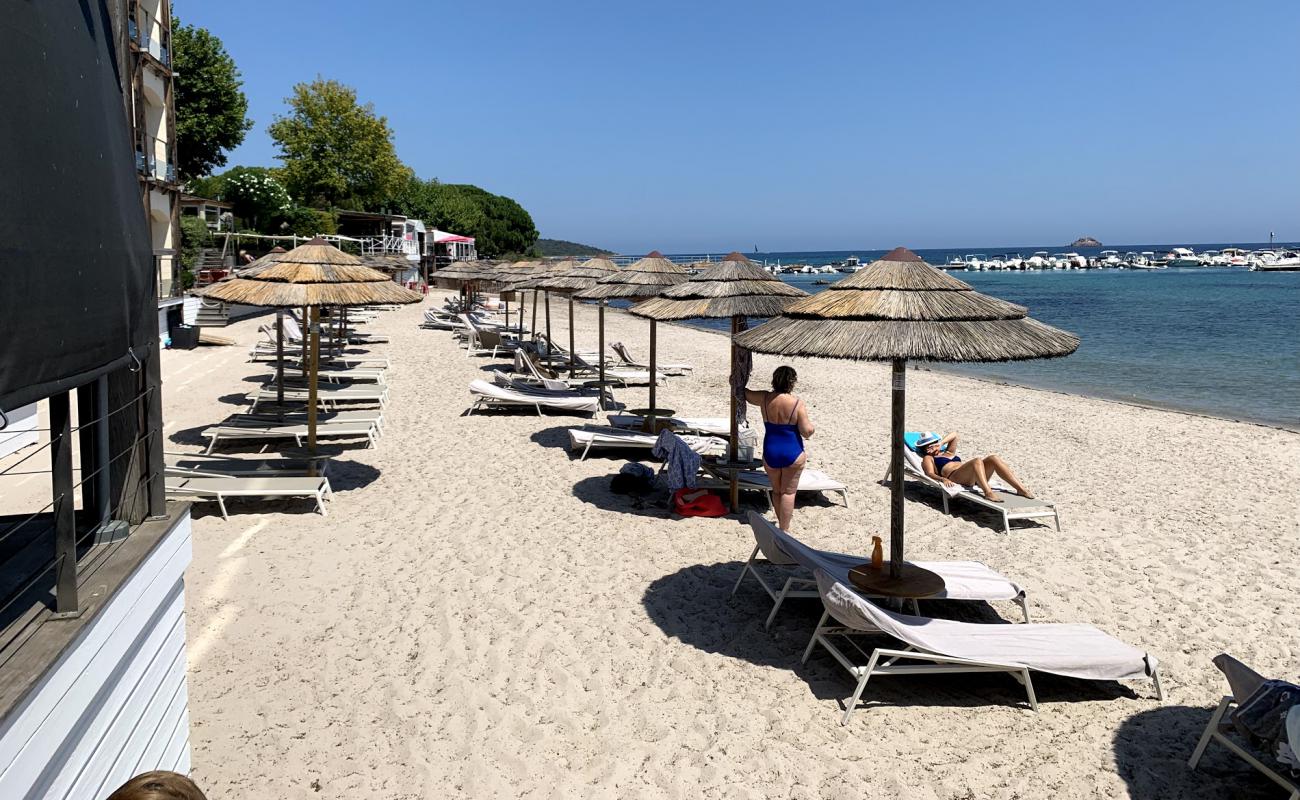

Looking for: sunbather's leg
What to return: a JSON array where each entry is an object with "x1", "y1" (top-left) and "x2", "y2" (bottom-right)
[
  {"x1": 947, "y1": 458, "x2": 1002, "y2": 502},
  {"x1": 982, "y1": 454, "x2": 1033, "y2": 498},
  {"x1": 770, "y1": 453, "x2": 806, "y2": 530}
]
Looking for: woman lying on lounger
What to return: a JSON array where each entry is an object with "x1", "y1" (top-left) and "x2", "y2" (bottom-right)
[{"x1": 914, "y1": 433, "x2": 1033, "y2": 503}]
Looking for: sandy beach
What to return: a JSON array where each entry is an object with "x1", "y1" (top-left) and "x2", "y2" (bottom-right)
[{"x1": 165, "y1": 295, "x2": 1299, "y2": 799}]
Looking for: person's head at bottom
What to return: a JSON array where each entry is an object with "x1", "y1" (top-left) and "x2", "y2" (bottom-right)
[
  {"x1": 771, "y1": 365, "x2": 798, "y2": 394},
  {"x1": 106, "y1": 771, "x2": 207, "y2": 800}
]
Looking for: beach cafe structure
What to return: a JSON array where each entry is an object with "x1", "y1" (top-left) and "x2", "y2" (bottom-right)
[{"x1": 0, "y1": 4, "x2": 196, "y2": 795}]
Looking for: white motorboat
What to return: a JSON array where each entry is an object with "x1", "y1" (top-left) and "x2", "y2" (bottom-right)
[
  {"x1": 1025, "y1": 251, "x2": 1050, "y2": 269},
  {"x1": 963, "y1": 254, "x2": 988, "y2": 271},
  {"x1": 1097, "y1": 250, "x2": 1122, "y2": 268},
  {"x1": 1167, "y1": 247, "x2": 1203, "y2": 267}
]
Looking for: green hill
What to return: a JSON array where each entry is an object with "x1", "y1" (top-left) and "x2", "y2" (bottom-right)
[{"x1": 535, "y1": 238, "x2": 614, "y2": 257}]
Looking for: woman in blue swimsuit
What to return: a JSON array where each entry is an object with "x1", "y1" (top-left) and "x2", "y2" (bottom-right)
[
  {"x1": 745, "y1": 366, "x2": 816, "y2": 531},
  {"x1": 916, "y1": 432, "x2": 1033, "y2": 503}
]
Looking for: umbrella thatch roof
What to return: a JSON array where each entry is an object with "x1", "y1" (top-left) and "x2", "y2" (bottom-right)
[
  {"x1": 236, "y1": 245, "x2": 288, "y2": 277},
  {"x1": 200, "y1": 237, "x2": 422, "y2": 308},
  {"x1": 574, "y1": 250, "x2": 688, "y2": 300},
  {"x1": 535, "y1": 257, "x2": 620, "y2": 294},
  {"x1": 734, "y1": 247, "x2": 1079, "y2": 362},
  {"x1": 509, "y1": 259, "x2": 576, "y2": 291},
  {"x1": 362, "y1": 253, "x2": 416, "y2": 272},
  {"x1": 630, "y1": 252, "x2": 807, "y2": 320},
  {"x1": 433, "y1": 260, "x2": 499, "y2": 285}
]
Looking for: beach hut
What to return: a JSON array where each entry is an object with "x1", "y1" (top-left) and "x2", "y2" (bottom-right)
[
  {"x1": 630, "y1": 252, "x2": 807, "y2": 509},
  {"x1": 736, "y1": 247, "x2": 1078, "y2": 585},
  {"x1": 200, "y1": 237, "x2": 421, "y2": 464},
  {"x1": 536, "y1": 257, "x2": 620, "y2": 371},
  {"x1": 575, "y1": 251, "x2": 688, "y2": 417}
]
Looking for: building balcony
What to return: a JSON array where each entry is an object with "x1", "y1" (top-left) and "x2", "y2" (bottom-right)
[{"x1": 136, "y1": 135, "x2": 178, "y2": 185}]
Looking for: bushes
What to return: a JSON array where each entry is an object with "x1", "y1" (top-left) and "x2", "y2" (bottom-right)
[
  {"x1": 277, "y1": 206, "x2": 337, "y2": 237},
  {"x1": 178, "y1": 215, "x2": 211, "y2": 290}
]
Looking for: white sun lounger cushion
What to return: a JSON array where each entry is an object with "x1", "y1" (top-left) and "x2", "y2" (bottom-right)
[
  {"x1": 752, "y1": 514, "x2": 1022, "y2": 603},
  {"x1": 814, "y1": 571, "x2": 1156, "y2": 682},
  {"x1": 470, "y1": 379, "x2": 600, "y2": 414}
]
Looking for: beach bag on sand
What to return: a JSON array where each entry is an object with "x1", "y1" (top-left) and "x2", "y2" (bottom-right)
[
  {"x1": 673, "y1": 488, "x2": 726, "y2": 517},
  {"x1": 611, "y1": 463, "x2": 655, "y2": 496}
]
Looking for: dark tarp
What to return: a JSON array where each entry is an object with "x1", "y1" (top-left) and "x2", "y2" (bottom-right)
[{"x1": 0, "y1": 0, "x2": 155, "y2": 412}]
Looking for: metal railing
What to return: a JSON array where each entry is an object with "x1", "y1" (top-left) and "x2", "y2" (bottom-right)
[
  {"x1": 136, "y1": 134, "x2": 176, "y2": 184},
  {"x1": 605, "y1": 253, "x2": 773, "y2": 267},
  {"x1": 129, "y1": 7, "x2": 170, "y2": 66}
]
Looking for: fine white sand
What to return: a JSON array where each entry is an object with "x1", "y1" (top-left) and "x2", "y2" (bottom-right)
[{"x1": 163, "y1": 295, "x2": 1298, "y2": 799}]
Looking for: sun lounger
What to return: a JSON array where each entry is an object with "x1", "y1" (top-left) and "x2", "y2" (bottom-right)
[
  {"x1": 1189, "y1": 654, "x2": 1300, "y2": 799},
  {"x1": 248, "y1": 384, "x2": 388, "y2": 412},
  {"x1": 223, "y1": 409, "x2": 385, "y2": 437},
  {"x1": 165, "y1": 474, "x2": 333, "y2": 520},
  {"x1": 697, "y1": 466, "x2": 850, "y2": 507},
  {"x1": 202, "y1": 419, "x2": 378, "y2": 453},
  {"x1": 733, "y1": 511, "x2": 1028, "y2": 628},
  {"x1": 891, "y1": 431, "x2": 1060, "y2": 534},
  {"x1": 165, "y1": 451, "x2": 329, "y2": 477},
  {"x1": 251, "y1": 351, "x2": 391, "y2": 369},
  {"x1": 468, "y1": 378, "x2": 601, "y2": 416},
  {"x1": 804, "y1": 569, "x2": 1161, "y2": 723},
  {"x1": 566, "y1": 425, "x2": 726, "y2": 461},
  {"x1": 610, "y1": 341, "x2": 692, "y2": 375}
]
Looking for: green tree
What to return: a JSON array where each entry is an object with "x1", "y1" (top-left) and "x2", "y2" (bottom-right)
[
  {"x1": 221, "y1": 166, "x2": 292, "y2": 232},
  {"x1": 178, "y1": 215, "x2": 210, "y2": 290},
  {"x1": 172, "y1": 16, "x2": 252, "y2": 181},
  {"x1": 268, "y1": 77, "x2": 410, "y2": 211},
  {"x1": 393, "y1": 179, "x2": 539, "y2": 258}
]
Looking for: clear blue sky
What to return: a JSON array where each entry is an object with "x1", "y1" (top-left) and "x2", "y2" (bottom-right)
[{"x1": 180, "y1": 1, "x2": 1299, "y2": 253}]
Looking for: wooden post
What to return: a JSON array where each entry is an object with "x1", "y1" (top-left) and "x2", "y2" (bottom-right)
[
  {"x1": 308, "y1": 307, "x2": 320, "y2": 470},
  {"x1": 531, "y1": 290, "x2": 539, "y2": 338},
  {"x1": 76, "y1": 383, "x2": 99, "y2": 517},
  {"x1": 144, "y1": 349, "x2": 166, "y2": 520},
  {"x1": 598, "y1": 301, "x2": 606, "y2": 410},
  {"x1": 49, "y1": 391, "x2": 79, "y2": 616},
  {"x1": 648, "y1": 320, "x2": 658, "y2": 426},
  {"x1": 568, "y1": 295, "x2": 576, "y2": 370},
  {"x1": 300, "y1": 305, "x2": 309, "y2": 380},
  {"x1": 728, "y1": 316, "x2": 740, "y2": 512},
  {"x1": 544, "y1": 291, "x2": 552, "y2": 355},
  {"x1": 275, "y1": 310, "x2": 285, "y2": 406},
  {"x1": 889, "y1": 358, "x2": 906, "y2": 578}
]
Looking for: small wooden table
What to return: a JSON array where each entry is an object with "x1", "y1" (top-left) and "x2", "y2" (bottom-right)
[
  {"x1": 848, "y1": 562, "x2": 946, "y2": 599},
  {"x1": 701, "y1": 456, "x2": 762, "y2": 513}
]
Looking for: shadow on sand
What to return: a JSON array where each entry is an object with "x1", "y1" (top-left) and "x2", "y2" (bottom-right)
[
  {"x1": 571, "y1": 474, "x2": 671, "y2": 518},
  {"x1": 1112, "y1": 705, "x2": 1280, "y2": 799}
]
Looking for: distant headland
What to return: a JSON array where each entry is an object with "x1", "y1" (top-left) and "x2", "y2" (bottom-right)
[
  {"x1": 535, "y1": 238, "x2": 614, "y2": 257},
  {"x1": 1070, "y1": 236, "x2": 1102, "y2": 247}
]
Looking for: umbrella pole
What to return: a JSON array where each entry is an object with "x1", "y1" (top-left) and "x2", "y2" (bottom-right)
[
  {"x1": 729, "y1": 316, "x2": 740, "y2": 512},
  {"x1": 531, "y1": 290, "x2": 538, "y2": 339},
  {"x1": 545, "y1": 291, "x2": 552, "y2": 356},
  {"x1": 648, "y1": 320, "x2": 658, "y2": 427},
  {"x1": 275, "y1": 310, "x2": 285, "y2": 409},
  {"x1": 598, "y1": 301, "x2": 606, "y2": 410},
  {"x1": 308, "y1": 307, "x2": 321, "y2": 474},
  {"x1": 300, "y1": 305, "x2": 309, "y2": 380},
  {"x1": 568, "y1": 295, "x2": 576, "y2": 371},
  {"x1": 889, "y1": 358, "x2": 906, "y2": 578}
]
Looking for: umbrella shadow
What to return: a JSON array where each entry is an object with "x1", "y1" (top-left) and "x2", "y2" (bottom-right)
[
  {"x1": 528, "y1": 425, "x2": 574, "y2": 452},
  {"x1": 645, "y1": 560, "x2": 1150, "y2": 712},
  {"x1": 321, "y1": 458, "x2": 380, "y2": 492},
  {"x1": 1112, "y1": 705, "x2": 1281, "y2": 799},
  {"x1": 216, "y1": 392, "x2": 254, "y2": 407}
]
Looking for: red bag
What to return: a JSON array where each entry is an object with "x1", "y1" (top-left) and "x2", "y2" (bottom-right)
[{"x1": 673, "y1": 488, "x2": 727, "y2": 517}]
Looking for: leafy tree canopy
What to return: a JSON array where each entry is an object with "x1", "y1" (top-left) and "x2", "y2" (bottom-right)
[
  {"x1": 394, "y1": 177, "x2": 539, "y2": 259},
  {"x1": 268, "y1": 77, "x2": 410, "y2": 211},
  {"x1": 220, "y1": 166, "x2": 292, "y2": 232},
  {"x1": 172, "y1": 16, "x2": 251, "y2": 181}
]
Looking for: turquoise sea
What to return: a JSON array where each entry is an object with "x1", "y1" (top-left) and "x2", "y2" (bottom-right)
[{"x1": 643, "y1": 245, "x2": 1300, "y2": 429}]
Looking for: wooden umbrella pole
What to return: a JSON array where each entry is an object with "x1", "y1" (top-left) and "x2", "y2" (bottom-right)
[
  {"x1": 598, "y1": 301, "x2": 606, "y2": 410},
  {"x1": 275, "y1": 310, "x2": 285, "y2": 408},
  {"x1": 729, "y1": 316, "x2": 740, "y2": 512},
  {"x1": 308, "y1": 306, "x2": 321, "y2": 473},
  {"x1": 889, "y1": 358, "x2": 906, "y2": 578},
  {"x1": 648, "y1": 320, "x2": 658, "y2": 427},
  {"x1": 544, "y1": 291, "x2": 552, "y2": 356},
  {"x1": 300, "y1": 305, "x2": 309, "y2": 379},
  {"x1": 531, "y1": 290, "x2": 539, "y2": 338},
  {"x1": 568, "y1": 295, "x2": 576, "y2": 370}
]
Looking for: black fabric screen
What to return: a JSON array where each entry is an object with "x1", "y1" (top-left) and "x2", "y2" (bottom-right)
[{"x1": 0, "y1": 1, "x2": 155, "y2": 412}]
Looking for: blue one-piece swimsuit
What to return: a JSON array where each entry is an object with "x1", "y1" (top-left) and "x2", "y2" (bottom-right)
[{"x1": 763, "y1": 394, "x2": 804, "y2": 469}]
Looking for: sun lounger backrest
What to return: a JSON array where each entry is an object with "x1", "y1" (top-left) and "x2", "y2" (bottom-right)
[
  {"x1": 745, "y1": 511, "x2": 800, "y2": 566},
  {"x1": 902, "y1": 430, "x2": 944, "y2": 473}
]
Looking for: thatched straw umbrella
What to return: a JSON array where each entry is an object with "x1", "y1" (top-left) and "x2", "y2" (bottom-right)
[
  {"x1": 736, "y1": 247, "x2": 1079, "y2": 585},
  {"x1": 631, "y1": 252, "x2": 807, "y2": 510},
  {"x1": 575, "y1": 251, "x2": 688, "y2": 418},
  {"x1": 511, "y1": 260, "x2": 576, "y2": 354},
  {"x1": 434, "y1": 260, "x2": 499, "y2": 309},
  {"x1": 535, "y1": 257, "x2": 620, "y2": 371},
  {"x1": 200, "y1": 237, "x2": 421, "y2": 465},
  {"x1": 494, "y1": 260, "x2": 541, "y2": 334}
]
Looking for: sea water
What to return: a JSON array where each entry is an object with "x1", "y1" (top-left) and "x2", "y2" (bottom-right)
[{"x1": 641, "y1": 249, "x2": 1299, "y2": 429}]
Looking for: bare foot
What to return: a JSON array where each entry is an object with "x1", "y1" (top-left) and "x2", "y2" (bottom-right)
[
  {"x1": 1020, "y1": 489, "x2": 1035, "y2": 500},
  {"x1": 983, "y1": 489, "x2": 1004, "y2": 503}
]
